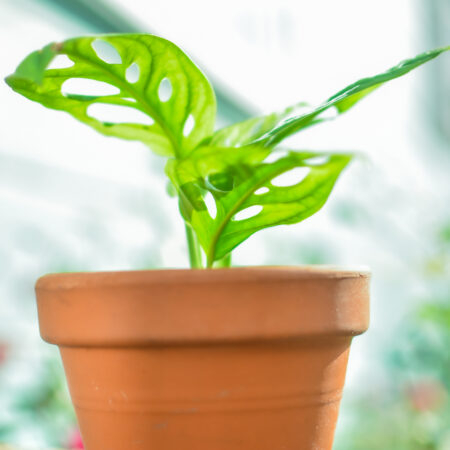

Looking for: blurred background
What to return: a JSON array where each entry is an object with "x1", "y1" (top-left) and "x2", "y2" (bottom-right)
[{"x1": 0, "y1": 0, "x2": 449, "y2": 448}]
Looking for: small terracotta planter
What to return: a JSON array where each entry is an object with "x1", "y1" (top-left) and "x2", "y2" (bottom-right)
[{"x1": 36, "y1": 267, "x2": 370, "y2": 450}]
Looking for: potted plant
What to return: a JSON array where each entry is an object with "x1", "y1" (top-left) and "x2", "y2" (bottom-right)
[{"x1": 5, "y1": 35, "x2": 449, "y2": 450}]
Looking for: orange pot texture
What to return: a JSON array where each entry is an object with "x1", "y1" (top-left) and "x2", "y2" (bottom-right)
[{"x1": 36, "y1": 267, "x2": 370, "y2": 450}]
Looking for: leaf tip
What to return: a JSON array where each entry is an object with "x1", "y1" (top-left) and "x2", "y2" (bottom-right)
[
  {"x1": 10, "y1": 43, "x2": 57, "y2": 86},
  {"x1": 4, "y1": 74, "x2": 14, "y2": 88}
]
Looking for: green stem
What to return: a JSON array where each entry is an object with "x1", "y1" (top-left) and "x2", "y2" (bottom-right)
[
  {"x1": 213, "y1": 253, "x2": 232, "y2": 268},
  {"x1": 185, "y1": 224, "x2": 203, "y2": 268}
]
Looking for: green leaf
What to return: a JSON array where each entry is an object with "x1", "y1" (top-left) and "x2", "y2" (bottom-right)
[
  {"x1": 166, "y1": 144, "x2": 270, "y2": 222},
  {"x1": 6, "y1": 35, "x2": 450, "y2": 268},
  {"x1": 262, "y1": 46, "x2": 450, "y2": 146},
  {"x1": 5, "y1": 34, "x2": 216, "y2": 157},
  {"x1": 13, "y1": 43, "x2": 57, "y2": 84},
  {"x1": 207, "y1": 102, "x2": 324, "y2": 147},
  {"x1": 212, "y1": 46, "x2": 450, "y2": 148},
  {"x1": 167, "y1": 147, "x2": 351, "y2": 266}
]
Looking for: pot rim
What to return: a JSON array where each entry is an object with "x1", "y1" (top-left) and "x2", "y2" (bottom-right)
[
  {"x1": 36, "y1": 265, "x2": 371, "y2": 291},
  {"x1": 35, "y1": 265, "x2": 370, "y2": 346}
]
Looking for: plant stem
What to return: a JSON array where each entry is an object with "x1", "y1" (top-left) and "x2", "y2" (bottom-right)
[
  {"x1": 213, "y1": 253, "x2": 232, "y2": 268},
  {"x1": 185, "y1": 224, "x2": 203, "y2": 268}
]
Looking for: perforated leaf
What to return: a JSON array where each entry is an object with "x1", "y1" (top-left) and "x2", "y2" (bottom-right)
[
  {"x1": 212, "y1": 46, "x2": 450, "y2": 148},
  {"x1": 5, "y1": 34, "x2": 216, "y2": 157},
  {"x1": 6, "y1": 35, "x2": 449, "y2": 268},
  {"x1": 207, "y1": 102, "x2": 324, "y2": 147},
  {"x1": 167, "y1": 147, "x2": 351, "y2": 265}
]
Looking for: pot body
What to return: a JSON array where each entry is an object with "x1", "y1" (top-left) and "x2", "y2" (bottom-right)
[{"x1": 36, "y1": 267, "x2": 370, "y2": 450}]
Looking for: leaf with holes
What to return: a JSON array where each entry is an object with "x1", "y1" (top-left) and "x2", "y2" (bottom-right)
[
  {"x1": 207, "y1": 102, "x2": 324, "y2": 147},
  {"x1": 5, "y1": 34, "x2": 216, "y2": 157},
  {"x1": 6, "y1": 34, "x2": 450, "y2": 269},
  {"x1": 211, "y1": 46, "x2": 450, "y2": 148},
  {"x1": 167, "y1": 147, "x2": 351, "y2": 266}
]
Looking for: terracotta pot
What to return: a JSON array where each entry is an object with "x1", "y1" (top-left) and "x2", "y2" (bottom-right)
[{"x1": 35, "y1": 266, "x2": 370, "y2": 450}]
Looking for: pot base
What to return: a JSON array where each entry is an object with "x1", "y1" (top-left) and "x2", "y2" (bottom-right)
[{"x1": 62, "y1": 338, "x2": 351, "y2": 450}]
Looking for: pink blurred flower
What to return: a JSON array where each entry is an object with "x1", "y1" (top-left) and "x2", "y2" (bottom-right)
[
  {"x1": 66, "y1": 428, "x2": 84, "y2": 449},
  {"x1": 0, "y1": 343, "x2": 8, "y2": 366},
  {"x1": 407, "y1": 379, "x2": 447, "y2": 412}
]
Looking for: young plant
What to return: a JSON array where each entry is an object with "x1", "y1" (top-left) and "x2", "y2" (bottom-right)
[{"x1": 5, "y1": 35, "x2": 449, "y2": 268}]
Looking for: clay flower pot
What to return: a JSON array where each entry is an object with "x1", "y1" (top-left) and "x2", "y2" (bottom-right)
[{"x1": 35, "y1": 267, "x2": 369, "y2": 450}]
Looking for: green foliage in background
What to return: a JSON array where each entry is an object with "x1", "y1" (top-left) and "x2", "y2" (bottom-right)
[
  {"x1": 335, "y1": 302, "x2": 450, "y2": 450},
  {"x1": 335, "y1": 226, "x2": 450, "y2": 450},
  {"x1": 0, "y1": 355, "x2": 75, "y2": 448},
  {"x1": 5, "y1": 35, "x2": 449, "y2": 267}
]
